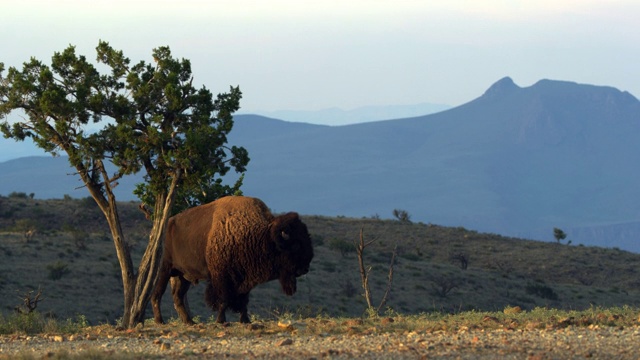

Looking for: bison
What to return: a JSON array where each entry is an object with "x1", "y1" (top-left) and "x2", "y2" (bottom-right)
[{"x1": 151, "y1": 196, "x2": 314, "y2": 324}]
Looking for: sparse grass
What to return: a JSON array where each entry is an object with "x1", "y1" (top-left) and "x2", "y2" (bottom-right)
[
  {"x1": 1, "y1": 306, "x2": 637, "y2": 338},
  {"x1": 0, "y1": 312, "x2": 88, "y2": 335},
  {"x1": 2, "y1": 196, "x2": 640, "y2": 326},
  {"x1": 4, "y1": 349, "x2": 143, "y2": 360}
]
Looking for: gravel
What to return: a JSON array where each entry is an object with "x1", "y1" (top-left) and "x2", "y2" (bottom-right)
[{"x1": 1, "y1": 325, "x2": 640, "y2": 359}]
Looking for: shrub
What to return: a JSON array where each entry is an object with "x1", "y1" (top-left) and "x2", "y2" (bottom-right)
[
  {"x1": 8, "y1": 192, "x2": 28, "y2": 199},
  {"x1": 47, "y1": 261, "x2": 70, "y2": 280},
  {"x1": 340, "y1": 279, "x2": 357, "y2": 298},
  {"x1": 311, "y1": 234, "x2": 325, "y2": 247},
  {"x1": 328, "y1": 238, "x2": 354, "y2": 257},
  {"x1": 0, "y1": 312, "x2": 88, "y2": 335},
  {"x1": 430, "y1": 276, "x2": 459, "y2": 298},
  {"x1": 525, "y1": 283, "x2": 559, "y2": 300},
  {"x1": 392, "y1": 209, "x2": 411, "y2": 223},
  {"x1": 400, "y1": 253, "x2": 421, "y2": 261},
  {"x1": 0, "y1": 311, "x2": 46, "y2": 334}
]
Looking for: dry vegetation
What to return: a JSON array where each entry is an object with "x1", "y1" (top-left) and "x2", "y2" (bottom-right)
[{"x1": 1, "y1": 193, "x2": 640, "y2": 327}]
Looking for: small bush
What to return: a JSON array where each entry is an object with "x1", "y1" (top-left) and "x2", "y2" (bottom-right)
[
  {"x1": 340, "y1": 279, "x2": 357, "y2": 298},
  {"x1": 47, "y1": 261, "x2": 70, "y2": 280},
  {"x1": 400, "y1": 253, "x2": 421, "y2": 261},
  {"x1": 328, "y1": 238, "x2": 354, "y2": 257},
  {"x1": 8, "y1": 192, "x2": 29, "y2": 199},
  {"x1": 311, "y1": 234, "x2": 325, "y2": 247},
  {"x1": 0, "y1": 312, "x2": 88, "y2": 335},
  {"x1": 0, "y1": 311, "x2": 46, "y2": 334},
  {"x1": 392, "y1": 209, "x2": 411, "y2": 223},
  {"x1": 525, "y1": 283, "x2": 559, "y2": 300},
  {"x1": 319, "y1": 261, "x2": 336, "y2": 273}
]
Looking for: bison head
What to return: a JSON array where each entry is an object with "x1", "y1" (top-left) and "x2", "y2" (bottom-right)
[{"x1": 269, "y1": 212, "x2": 314, "y2": 296}]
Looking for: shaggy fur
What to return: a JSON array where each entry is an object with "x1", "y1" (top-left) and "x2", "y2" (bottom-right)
[{"x1": 151, "y1": 196, "x2": 314, "y2": 324}]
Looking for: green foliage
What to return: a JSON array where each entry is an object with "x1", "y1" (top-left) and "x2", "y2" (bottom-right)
[
  {"x1": 0, "y1": 41, "x2": 249, "y2": 214},
  {"x1": 0, "y1": 312, "x2": 88, "y2": 335},
  {"x1": 553, "y1": 227, "x2": 567, "y2": 244},
  {"x1": 364, "y1": 306, "x2": 378, "y2": 319},
  {"x1": 0, "y1": 311, "x2": 45, "y2": 334}
]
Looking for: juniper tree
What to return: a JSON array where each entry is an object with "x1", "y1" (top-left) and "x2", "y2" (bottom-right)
[
  {"x1": 553, "y1": 227, "x2": 567, "y2": 244},
  {"x1": 0, "y1": 42, "x2": 249, "y2": 328}
]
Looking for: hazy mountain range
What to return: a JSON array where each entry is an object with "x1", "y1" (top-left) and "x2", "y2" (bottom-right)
[
  {"x1": 1, "y1": 77, "x2": 639, "y2": 252},
  {"x1": 241, "y1": 102, "x2": 451, "y2": 126}
]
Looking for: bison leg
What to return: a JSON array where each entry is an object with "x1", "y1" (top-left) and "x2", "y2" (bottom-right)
[
  {"x1": 151, "y1": 263, "x2": 172, "y2": 324},
  {"x1": 232, "y1": 293, "x2": 251, "y2": 324},
  {"x1": 209, "y1": 276, "x2": 238, "y2": 324},
  {"x1": 171, "y1": 275, "x2": 194, "y2": 325},
  {"x1": 204, "y1": 282, "x2": 229, "y2": 324},
  {"x1": 216, "y1": 305, "x2": 228, "y2": 324}
]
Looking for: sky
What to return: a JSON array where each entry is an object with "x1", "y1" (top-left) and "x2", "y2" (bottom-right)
[{"x1": 1, "y1": 0, "x2": 639, "y2": 114}]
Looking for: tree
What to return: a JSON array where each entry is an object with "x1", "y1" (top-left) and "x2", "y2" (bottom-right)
[
  {"x1": 553, "y1": 227, "x2": 567, "y2": 244},
  {"x1": 392, "y1": 209, "x2": 411, "y2": 223},
  {"x1": 0, "y1": 42, "x2": 249, "y2": 328}
]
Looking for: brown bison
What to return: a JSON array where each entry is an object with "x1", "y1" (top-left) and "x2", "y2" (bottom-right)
[{"x1": 151, "y1": 196, "x2": 314, "y2": 324}]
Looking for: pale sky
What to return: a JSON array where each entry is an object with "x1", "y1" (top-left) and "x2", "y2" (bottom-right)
[{"x1": 1, "y1": 0, "x2": 639, "y2": 112}]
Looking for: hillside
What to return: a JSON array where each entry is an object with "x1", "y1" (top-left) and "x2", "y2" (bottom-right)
[{"x1": 1, "y1": 195, "x2": 640, "y2": 325}]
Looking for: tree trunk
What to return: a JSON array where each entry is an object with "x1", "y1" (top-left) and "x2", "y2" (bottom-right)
[
  {"x1": 72, "y1": 159, "x2": 138, "y2": 328},
  {"x1": 106, "y1": 203, "x2": 137, "y2": 328},
  {"x1": 125, "y1": 171, "x2": 181, "y2": 328},
  {"x1": 73, "y1": 160, "x2": 181, "y2": 328}
]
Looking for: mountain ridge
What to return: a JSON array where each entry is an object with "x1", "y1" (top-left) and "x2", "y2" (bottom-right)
[
  {"x1": 240, "y1": 102, "x2": 451, "y2": 126},
  {"x1": 1, "y1": 77, "x2": 639, "y2": 252}
]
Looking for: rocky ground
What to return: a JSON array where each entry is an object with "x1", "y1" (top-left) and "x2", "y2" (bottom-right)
[{"x1": 1, "y1": 322, "x2": 639, "y2": 359}]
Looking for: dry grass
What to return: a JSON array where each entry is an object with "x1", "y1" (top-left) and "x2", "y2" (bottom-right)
[
  {"x1": 2, "y1": 305, "x2": 639, "y2": 337},
  {"x1": 1, "y1": 194, "x2": 640, "y2": 327}
]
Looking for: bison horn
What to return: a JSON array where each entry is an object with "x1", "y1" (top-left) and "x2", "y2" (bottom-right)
[{"x1": 281, "y1": 230, "x2": 290, "y2": 241}]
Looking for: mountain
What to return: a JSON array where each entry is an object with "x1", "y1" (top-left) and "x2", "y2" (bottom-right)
[
  {"x1": 243, "y1": 102, "x2": 451, "y2": 126},
  {"x1": 227, "y1": 77, "x2": 640, "y2": 251},
  {"x1": 1, "y1": 77, "x2": 639, "y2": 252}
]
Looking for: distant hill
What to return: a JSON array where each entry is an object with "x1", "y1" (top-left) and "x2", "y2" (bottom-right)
[
  {"x1": 243, "y1": 102, "x2": 451, "y2": 126},
  {"x1": 1, "y1": 76, "x2": 639, "y2": 252},
  {"x1": 0, "y1": 156, "x2": 141, "y2": 200}
]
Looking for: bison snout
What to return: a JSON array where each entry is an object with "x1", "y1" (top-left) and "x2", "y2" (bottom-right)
[{"x1": 296, "y1": 266, "x2": 310, "y2": 277}]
